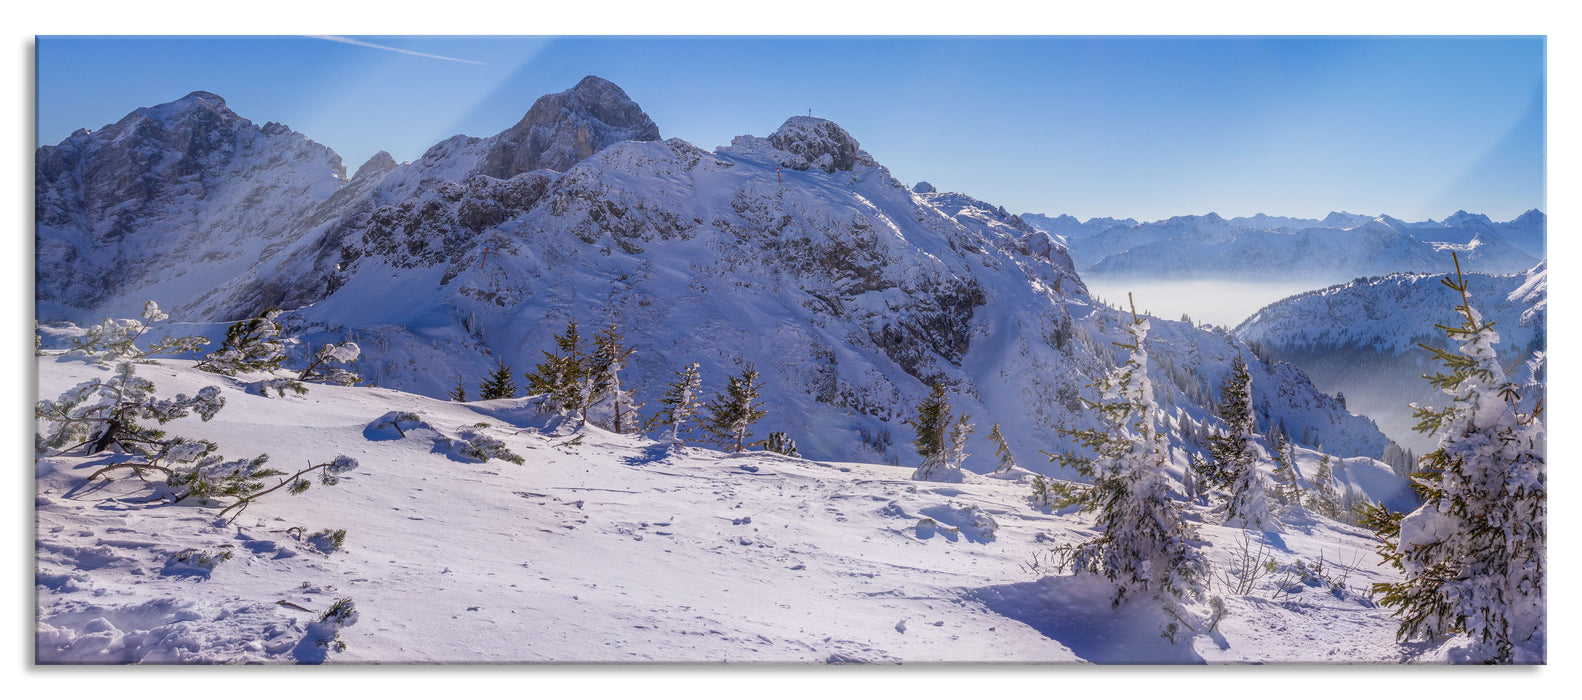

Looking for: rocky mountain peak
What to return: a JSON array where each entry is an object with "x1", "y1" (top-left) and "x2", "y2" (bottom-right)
[
  {"x1": 912, "y1": 181, "x2": 936, "y2": 193},
  {"x1": 480, "y1": 75, "x2": 661, "y2": 179},
  {"x1": 353, "y1": 150, "x2": 398, "y2": 180},
  {"x1": 1443, "y1": 210, "x2": 1494, "y2": 228},
  {"x1": 768, "y1": 116, "x2": 875, "y2": 173}
]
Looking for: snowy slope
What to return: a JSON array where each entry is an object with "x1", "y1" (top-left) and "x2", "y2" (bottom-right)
[
  {"x1": 1234, "y1": 262, "x2": 1546, "y2": 451},
  {"x1": 36, "y1": 355, "x2": 1449, "y2": 665}
]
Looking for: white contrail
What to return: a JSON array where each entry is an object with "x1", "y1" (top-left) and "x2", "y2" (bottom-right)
[{"x1": 309, "y1": 36, "x2": 487, "y2": 65}]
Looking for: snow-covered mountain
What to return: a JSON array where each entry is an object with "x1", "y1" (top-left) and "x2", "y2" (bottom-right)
[
  {"x1": 1234, "y1": 261, "x2": 1547, "y2": 451},
  {"x1": 1020, "y1": 209, "x2": 1544, "y2": 284},
  {"x1": 34, "y1": 77, "x2": 1394, "y2": 472},
  {"x1": 35, "y1": 91, "x2": 348, "y2": 323}
]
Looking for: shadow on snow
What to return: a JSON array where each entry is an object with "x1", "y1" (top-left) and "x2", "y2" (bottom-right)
[{"x1": 967, "y1": 575, "x2": 1206, "y2": 664}]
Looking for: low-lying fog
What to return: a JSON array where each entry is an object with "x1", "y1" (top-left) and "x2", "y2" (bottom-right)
[{"x1": 1082, "y1": 277, "x2": 1339, "y2": 329}]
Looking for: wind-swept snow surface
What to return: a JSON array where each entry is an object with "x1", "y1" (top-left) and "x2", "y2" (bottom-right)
[{"x1": 36, "y1": 356, "x2": 1470, "y2": 664}]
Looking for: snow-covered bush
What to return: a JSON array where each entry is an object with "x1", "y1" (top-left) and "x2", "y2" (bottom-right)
[
  {"x1": 443, "y1": 428, "x2": 525, "y2": 465},
  {"x1": 296, "y1": 342, "x2": 361, "y2": 386},
  {"x1": 36, "y1": 361, "x2": 225, "y2": 460},
  {"x1": 196, "y1": 310, "x2": 288, "y2": 375},
  {"x1": 1368, "y1": 257, "x2": 1546, "y2": 664},
  {"x1": 306, "y1": 529, "x2": 348, "y2": 555},
  {"x1": 66, "y1": 301, "x2": 209, "y2": 367},
  {"x1": 162, "y1": 548, "x2": 234, "y2": 577},
  {"x1": 303, "y1": 598, "x2": 358, "y2": 653},
  {"x1": 757, "y1": 431, "x2": 799, "y2": 457}
]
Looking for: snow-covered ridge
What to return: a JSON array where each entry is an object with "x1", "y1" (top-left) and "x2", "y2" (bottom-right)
[
  {"x1": 35, "y1": 78, "x2": 1393, "y2": 473},
  {"x1": 1232, "y1": 261, "x2": 1545, "y2": 451},
  {"x1": 1235, "y1": 262, "x2": 1546, "y2": 356}
]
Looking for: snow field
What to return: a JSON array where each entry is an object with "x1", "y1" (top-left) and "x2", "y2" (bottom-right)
[{"x1": 35, "y1": 356, "x2": 1454, "y2": 664}]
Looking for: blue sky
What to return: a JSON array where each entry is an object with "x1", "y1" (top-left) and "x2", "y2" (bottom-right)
[{"x1": 36, "y1": 35, "x2": 1544, "y2": 222}]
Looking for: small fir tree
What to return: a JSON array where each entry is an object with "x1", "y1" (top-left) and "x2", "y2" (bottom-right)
[
  {"x1": 987, "y1": 422, "x2": 1018, "y2": 474},
  {"x1": 1306, "y1": 451, "x2": 1343, "y2": 520},
  {"x1": 1268, "y1": 428, "x2": 1303, "y2": 508},
  {"x1": 590, "y1": 320, "x2": 642, "y2": 433},
  {"x1": 1197, "y1": 356, "x2": 1277, "y2": 530},
  {"x1": 477, "y1": 359, "x2": 519, "y2": 400},
  {"x1": 704, "y1": 364, "x2": 767, "y2": 452},
  {"x1": 1046, "y1": 295, "x2": 1210, "y2": 641},
  {"x1": 655, "y1": 362, "x2": 703, "y2": 444},
  {"x1": 525, "y1": 318, "x2": 590, "y2": 418},
  {"x1": 906, "y1": 384, "x2": 951, "y2": 465},
  {"x1": 1367, "y1": 254, "x2": 1546, "y2": 664},
  {"x1": 448, "y1": 376, "x2": 468, "y2": 402}
]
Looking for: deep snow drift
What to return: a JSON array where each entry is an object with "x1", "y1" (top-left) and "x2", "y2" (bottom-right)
[{"x1": 34, "y1": 353, "x2": 1489, "y2": 665}]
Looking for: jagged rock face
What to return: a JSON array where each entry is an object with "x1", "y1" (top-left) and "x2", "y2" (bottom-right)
[
  {"x1": 35, "y1": 91, "x2": 346, "y2": 322},
  {"x1": 480, "y1": 75, "x2": 660, "y2": 179},
  {"x1": 767, "y1": 117, "x2": 875, "y2": 173},
  {"x1": 912, "y1": 181, "x2": 936, "y2": 194}
]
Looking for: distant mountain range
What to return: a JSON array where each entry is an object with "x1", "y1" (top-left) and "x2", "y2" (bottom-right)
[{"x1": 1022, "y1": 208, "x2": 1544, "y2": 283}]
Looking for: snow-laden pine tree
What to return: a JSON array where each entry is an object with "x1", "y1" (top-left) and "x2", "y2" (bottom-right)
[
  {"x1": 67, "y1": 301, "x2": 209, "y2": 367},
  {"x1": 197, "y1": 309, "x2": 287, "y2": 375},
  {"x1": 914, "y1": 410, "x2": 972, "y2": 483},
  {"x1": 1368, "y1": 256, "x2": 1546, "y2": 664},
  {"x1": 478, "y1": 359, "x2": 519, "y2": 400},
  {"x1": 590, "y1": 320, "x2": 641, "y2": 433},
  {"x1": 1306, "y1": 451, "x2": 1342, "y2": 520},
  {"x1": 704, "y1": 364, "x2": 767, "y2": 452},
  {"x1": 1269, "y1": 428, "x2": 1303, "y2": 508},
  {"x1": 1049, "y1": 296, "x2": 1209, "y2": 640},
  {"x1": 1196, "y1": 356, "x2": 1278, "y2": 530},
  {"x1": 525, "y1": 318, "x2": 590, "y2": 417},
  {"x1": 655, "y1": 362, "x2": 703, "y2": 444}
]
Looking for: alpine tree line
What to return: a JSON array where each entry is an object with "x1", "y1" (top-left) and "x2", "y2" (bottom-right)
[{"x1": 454, "y1": 317, "x2": 795, "y2": 456}]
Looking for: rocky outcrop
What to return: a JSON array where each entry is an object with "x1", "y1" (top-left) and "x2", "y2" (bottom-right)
[
  {"x1": 766, "y1": 117, "x2": 875, "y2": 173},
  {"x1": 480, "y1": 75, "x2": 660, "y2": 179}
]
